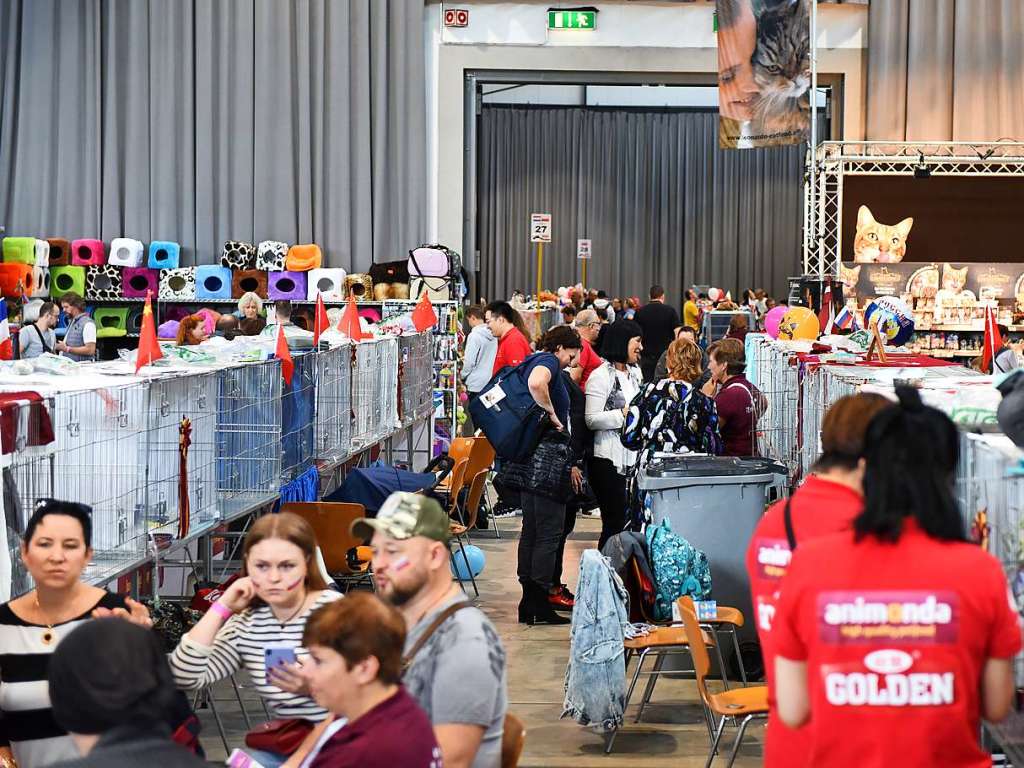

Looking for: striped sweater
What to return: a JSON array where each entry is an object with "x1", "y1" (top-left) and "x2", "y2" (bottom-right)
[
  {"x1": 169, "y1": 590, "x2": 341, "y2": 721},
  {"x1": 0, "y1": 591, "x2": 125, "y2": 768}
]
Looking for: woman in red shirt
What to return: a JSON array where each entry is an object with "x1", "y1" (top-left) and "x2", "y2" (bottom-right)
[
  {"x1": 774, "y1": 387, "x2": 1021, "y2": 768},
  {"x1": 745, "y1": 392, "x2": 890, "y2": 768}
]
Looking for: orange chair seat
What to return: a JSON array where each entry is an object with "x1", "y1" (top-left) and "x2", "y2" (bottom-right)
[
  {"x1": 708, "y1": 685, "x2": 769, "y2": 717},
  {"x1": 624, "y1": 626, "x2": 715, "y2": 650},
  {"x1": 702, "y1": 606, "x2": 745, "y2": 628}
]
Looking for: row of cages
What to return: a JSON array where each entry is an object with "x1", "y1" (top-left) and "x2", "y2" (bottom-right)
[{"x1": 1, "y1": 333, "x2": 435, "y2": 597}]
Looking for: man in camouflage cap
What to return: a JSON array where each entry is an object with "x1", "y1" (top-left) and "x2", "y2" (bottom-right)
[{"x1": 351, "y1": 492, "x2": 507, "y2": 768}]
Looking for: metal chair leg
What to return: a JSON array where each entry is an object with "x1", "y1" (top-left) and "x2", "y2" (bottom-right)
[
  {"x1": 202, "y1": 687, "x2": 231, "y2": 755},
  {"x1": 704, "y1": 714, "x2": 728, "y2": 768},
  {"x1": 453, "y1": 535, "x2": 479, "y2": 597},
  {"x1": 725, "y1": 714, "x2": 755, "y2": 768},
  {"x1": 708, "y1": 626, "x2": 732, "y2": 691},
  {"x1": 229, "y1": 674, "x2": 252, "y2": 730},
  {"x1": 635, "y1": 651, "x2": 666, "y2": 723},
  {"x1": 729, "y1": 627, "x2": 748, "y2": 686}
]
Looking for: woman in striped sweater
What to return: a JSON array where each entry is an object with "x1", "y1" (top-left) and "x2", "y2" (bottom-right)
[{"x1": 168, "y1": 512, "x2": 341, "y2": 767}]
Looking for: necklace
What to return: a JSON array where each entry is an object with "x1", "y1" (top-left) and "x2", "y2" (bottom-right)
[
  {"x1": 272, "y1": 593, "x2": 309, "y2": 626},
  {"x1": 34, "y1": 596, "x2": 58, "y2": 646}
]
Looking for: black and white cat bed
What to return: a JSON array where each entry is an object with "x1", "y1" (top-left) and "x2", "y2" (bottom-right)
[
  {"x1": 256, "y1": 240, "x2": 288, "y2": 272},
  {"x1": 221, "y1": 240, "x2": 257, "y2": 270},
  {"x1": 86, "y1": 264, "x2": 123, "y2": 301},
  {"x1": 159, "y1": 267, "x2": 197, "y2": 301}
]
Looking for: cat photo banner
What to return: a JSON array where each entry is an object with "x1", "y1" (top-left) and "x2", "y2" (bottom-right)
[{"x1": 717, "y1": 0, "x2": 810, "y2": 149}]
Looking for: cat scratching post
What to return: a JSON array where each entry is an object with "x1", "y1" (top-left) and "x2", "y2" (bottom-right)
[{"x1": 865, "y1": 325, "x2": 888, "y2": 364}]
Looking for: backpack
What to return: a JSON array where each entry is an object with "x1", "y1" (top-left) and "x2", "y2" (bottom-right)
[
  {"x1": 644, "y1": 518, "x2": 712, "y2": 621},
  {"x1": 467, "y1": 355, "x2": 551, "y2": 461},
  {"x1": 407, "y1": 244, "x2": 465, "y2": 301}
]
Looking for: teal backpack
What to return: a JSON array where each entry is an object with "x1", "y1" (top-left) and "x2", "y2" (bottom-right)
[{"x1": 644, "y1": 519, "x2": 712, "y2": 621}]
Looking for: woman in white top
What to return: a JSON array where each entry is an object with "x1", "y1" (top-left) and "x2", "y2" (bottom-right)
[
  {"x1": 168, "y1": 512, "x2": 341, "y2": 768},
  {"x1": 584, "y1": 320, "x2": 643, "y2": 550}
]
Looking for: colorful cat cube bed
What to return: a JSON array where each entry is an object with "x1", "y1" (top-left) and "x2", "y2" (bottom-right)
[
  {"x1": 2, "y1": 237, "x2": 36, "y2": 266},
  {"x1": 196, "y1": 265, "x2": 233, "y2": 300},
  {"x1": 232, "y1": 269, "x2": 268, "y2": 298},
  {"x1": 306, "y1": 268, "x2": 347, "y2": 301},
  {"x1": 46, "y1": 238, "x2": 71, "y2": 267},
  {"x1": 0, "y1": 263, "x2": 34, "y2": 297},
  {"x1": 126, "y1": 306, "x2": 145, "y2": 334},
  {"x1": 108, "y1": 237, "x2": 145, "y2": 268},
  {"x1": 291, "y1": 307, "x2": 315, "y2": 331},
  {"x1": 86, "y1": 265, "x2": 123, "y2": 300},
  {"x1": 92, "y1": 307, "x2": 129, "y2": 339},
  {"x1": 268, "y1": 271, "x2": 307, "y2": 301},
  {"x1": 256, "y1": 241, "x2": 288, "y2": 271},
  {"x1": 34, "y1": 240, "x2": 50, "y2": 267},
  {"x1": 148, "y1": 241, "x2": 181, "y2": 270},
  {"x1": 159, "y1": 267, "x2": 197, "y2": 301},
  {"x1": 50, "y1": 265, "x2": 86, "y2": 299},
  {"x1": 71, "y1": 239, "x2": 106, "y2": 266},
  {"x1": 31, "y1": 266, "x2": 50, "y2": 298},
  {"x1": 285, "y1": 244, "x2": 322, "y2": 272},
  {"x1": 122, "y1": 268, "x2": 159, "y2": 298},
  {"x1": 221, "y1": 240, "x2": 256, "y2": 270}
]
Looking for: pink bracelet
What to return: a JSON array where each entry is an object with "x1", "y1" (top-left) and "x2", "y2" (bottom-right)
[{"x1": 210, "y1": 601, "x2": 234, "y2": 621}]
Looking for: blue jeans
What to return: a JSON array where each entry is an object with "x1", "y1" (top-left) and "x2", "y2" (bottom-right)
[{"x1": 243, "y1": 748, "x2": 288, "y2": 767}]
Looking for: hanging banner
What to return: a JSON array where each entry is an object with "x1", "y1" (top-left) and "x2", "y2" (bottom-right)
[{"x1": 717, "y1": 0, "x2": 810, "y2": 149}]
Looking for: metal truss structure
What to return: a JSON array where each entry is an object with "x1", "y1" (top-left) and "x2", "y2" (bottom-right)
[{"x1": 803, "y1": 141, "x2": 1024, "y2": 278}]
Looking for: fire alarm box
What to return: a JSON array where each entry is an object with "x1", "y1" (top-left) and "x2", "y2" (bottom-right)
[{"x1": 444, "y1": 8, "x2": 469, "y2": 27}]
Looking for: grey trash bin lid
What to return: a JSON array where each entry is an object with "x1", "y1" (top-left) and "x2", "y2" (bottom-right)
[{"x1": 639, "y1": 455, "x2": 787, "y2": 489}]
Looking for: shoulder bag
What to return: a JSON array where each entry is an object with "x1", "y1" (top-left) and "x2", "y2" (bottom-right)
[{"x1": 402, "y1": 601, "x2": 473, "y2": 673}]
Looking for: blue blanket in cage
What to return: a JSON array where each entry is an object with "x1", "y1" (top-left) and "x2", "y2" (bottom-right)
[{"x1": 325, "y1": 460, "x2": 435, "y2": 515}]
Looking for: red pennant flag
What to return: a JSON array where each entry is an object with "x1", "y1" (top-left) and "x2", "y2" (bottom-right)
[
  {"x1": 312, "y1": 293, "x2": 329, "y2": 346},
  {"x1": 135, "y1": 292, "x2": 164, "y2": 373},
  {"x1": 982, "y1": 305, "x2": 1003, "y2": 374},
  {"x1": 276, "y1": 323, "x2": 294, "y2": 386},
  {"x1": 411, "y1": 291, "x2": 438, "y2": 332},
  {"x1": 338, "y1": 296, "x2": 367, "y2": 341},
  {"x1": 818, "y1": 282, "x2": 833, "y2": 334}
]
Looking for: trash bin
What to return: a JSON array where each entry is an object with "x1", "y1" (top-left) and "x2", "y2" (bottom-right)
[{"x1": 639, "y1": 455, "x2": 786, "y2": 644}]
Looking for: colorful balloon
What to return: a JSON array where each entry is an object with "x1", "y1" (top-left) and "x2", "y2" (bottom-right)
[
  {"x1": 777, "y1": 306, "x2": 819, "y2": 341},
  {"x1": 764, "y1": 305, "x2": 789, "y2": 339},
  {"x1": 708, "y1": 287, "x2": 722, "y2": 302}
]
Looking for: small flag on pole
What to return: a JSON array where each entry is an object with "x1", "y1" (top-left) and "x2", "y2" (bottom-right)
[
  {"x1": 411, "y1": 291, "x2": 438, "y2": 332},
  {"x1": 338, "y1": 296, "x2": 368, "y2": 341},
  {"x1": 312, "y1": 293, "x2": 329, "y2": 346},
  {"x1": 982, "y1": 305, "x2": 1003, "y2": 374},
  {"x1": 818, "y1": 282, "x2": 834, "y2": 334},
  {"x1": 276, "y1": 323, "x2": 294, "y2": 386},
  {"x1": 135, "y1": 291, "x2": 163, "y2": 372},
  {"x1": 834, "y1": 305, "x2": 858, "y2": 331},
  {"x1": 0, "y1": 299, "x2": 11, "y2": 360}
]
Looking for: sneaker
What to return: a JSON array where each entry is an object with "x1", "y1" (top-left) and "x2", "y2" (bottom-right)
[
  {"x1": 547, "y1": 590, "x2": 575, "y2": 610},
  {"x1": 493, "y1": 503, "x2": 520, "y2": 518},
  {"x1": 580, "y1": 507, "x2": 601, "y2": 518},
  {"x1": 559, "y1": 584, "x2": 575, "y2": 602}
]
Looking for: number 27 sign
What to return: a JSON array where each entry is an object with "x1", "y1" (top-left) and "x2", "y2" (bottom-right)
[{"x1": 530, "y1": 213, "x2": 552, "y2": 243}]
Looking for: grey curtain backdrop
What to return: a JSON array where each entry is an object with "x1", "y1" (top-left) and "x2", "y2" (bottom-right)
[
  {"x1": 867, "y1": 0, "x2": 1024, "y2": 141},
  {"x1": 0, "y1": 0, "x2": 425, "y2": 269},
  {"x1": 478, "y1": 106, "x2": 806, "y2": 303}
]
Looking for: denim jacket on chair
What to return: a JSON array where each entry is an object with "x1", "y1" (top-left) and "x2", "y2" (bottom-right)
[{"x1": 562, "y1": 549, "x2": 630, "y2": 731}]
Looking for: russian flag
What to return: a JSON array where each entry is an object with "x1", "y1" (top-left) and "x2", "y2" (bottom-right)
[
  {"x1": 834, "y1": 306, "x2": 858, "y2": 331},
  {"x1": 0, "y1": 299, "x2": 11, "y2": 360}
]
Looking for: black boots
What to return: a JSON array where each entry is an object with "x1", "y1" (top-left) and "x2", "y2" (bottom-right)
[{"x1": 518, "y1": 581, "x2": 571, "y2": 626}]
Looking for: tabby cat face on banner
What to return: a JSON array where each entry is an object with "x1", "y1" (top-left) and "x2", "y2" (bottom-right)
[
  {"x1": 840, "y1": 264, "x2": 861, "y2": 288},
  {"x1": 941, "y1": 263, "x2": 968, "y2": 292},
  {"x1": 752, "y1": 0, "x2": 811, "y2": 105},
  {"x1": 853, "y1": 205, "x2": 913, "y2": 263}
]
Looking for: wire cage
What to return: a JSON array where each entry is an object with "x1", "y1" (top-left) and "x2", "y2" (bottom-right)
[
  {"x1": 314, "y1": 342, "x2": 352, "y2": 465},
  {"x1": 702, "y1": 310, "x2": 755, "y2": 344},
  {"x1": 145, "y1": 372, "x2": 219, "y2": 541},
  {"x1": 282, "y1": 352, "x2": 317, "y2": 483},
  {"x1": 399, "y1": 332, "x2": 433, "y2": 426},
  {"x1": 216, "y1": 360, "x2": 283, "y2": 516},
  {"x1": 351, "y1": 342, "x2": 379, "y2": 449},
  {"x1": 746, "y1": 335, "x2": 802, "y2": 481},
  {"x1": 377, "y1": 338, "x2": 401, "y2": 440}
]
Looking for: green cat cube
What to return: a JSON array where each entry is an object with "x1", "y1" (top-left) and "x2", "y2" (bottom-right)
[
  {"x1": 2, "y1": 237, "x2": 37, "y2": 266},
  {"x1": 50, "y1": 265, "x2": 86, "y2": 299},
  {"x1": 93, "y1": 307, "x2": 130, "y2": 337}
]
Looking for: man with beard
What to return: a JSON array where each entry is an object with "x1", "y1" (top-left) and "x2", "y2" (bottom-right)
[{"x1": 352, "y1": 493, "x2": 508, "y2": 768}]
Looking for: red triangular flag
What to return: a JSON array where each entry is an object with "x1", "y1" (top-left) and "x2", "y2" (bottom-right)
[
  {"x1": 412, "y1": 291, "x2": 438, "y2": 333},
  {"x1": 818, "y1": 282, "x2": 833, "y2": 334},
  {"x1": 338, "y1": 296, "x2": 367, "y2": 341},
  {"x1": 135, "y1": 292, "x2": 164, "y2": 373},
  {"x1": 276, "y1": 323, "x2": 294, "y2": 386},
  {"x1": 982, "y1": 305, "x2": 1003, "y2": 374},
  {"x1": 313, "y1": 293, "x2": 329, "y2": 346}
]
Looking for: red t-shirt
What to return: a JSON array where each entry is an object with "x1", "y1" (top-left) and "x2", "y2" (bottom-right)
[
  {"x1": 492, "y1": 328, "x2": 532, "y2": 375},
  {"x1": 578, "y1": 339, "x2": 601, "y2": 390},
  {"x1": 773, "y1": 520, "x2": 1022, "y2": 768},
  {"x1": 745, "y1": 475, "x2": 863, "y2": 768},
  {"x1": 310, "y1": 686, "x2": 441, "y2": 768},
  {"x1": 715, "y1": 376, "x2": 762, "y2": 456}
]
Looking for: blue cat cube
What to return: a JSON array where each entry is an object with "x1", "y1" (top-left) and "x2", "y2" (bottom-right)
[
  {"x1": 196, "y1": 265, "x2": 233, "y2": 300},
  {"x1": 148, "y1": 240, "x2": 180, "y2": 270}
]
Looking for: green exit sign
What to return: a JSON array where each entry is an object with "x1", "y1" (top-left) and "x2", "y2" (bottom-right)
[{"x1": 547, "y1": 9, "x2": 597, "y2": 30}]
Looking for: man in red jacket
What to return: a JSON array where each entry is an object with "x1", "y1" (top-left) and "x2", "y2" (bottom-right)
[{"x1": 485, "y1": 301, "x2": 532, "y2": 375}]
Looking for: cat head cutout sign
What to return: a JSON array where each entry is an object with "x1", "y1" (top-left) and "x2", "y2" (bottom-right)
[{"x1": 853, "y1": 205, "x2": 913, "y2": 264}]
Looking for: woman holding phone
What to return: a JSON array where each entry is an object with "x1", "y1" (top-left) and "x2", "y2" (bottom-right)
[{"x1": 169, "y1": 512, "x2": 340, "y2": 767}]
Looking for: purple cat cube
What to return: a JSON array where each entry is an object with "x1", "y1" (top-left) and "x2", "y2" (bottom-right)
[
  {"x1": 268, "y1": 271, "x2": 307, "y2": 301},
  {"x1": 122, "y1": 267, "x2": 160, "y2": 298},
  {"x1": 71, "y1": 239, "x2": 106, "y2": 266}
]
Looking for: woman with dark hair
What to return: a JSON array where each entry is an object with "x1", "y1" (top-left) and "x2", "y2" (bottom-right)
[
  {"x1": 773, "y1": 387, "x2": 1021, "y2": 768},
  {"x1": 48, "y1": 619, "x2": 205, "y2": 767},
  {"x1": 512, "y1": 325, "x2": 582, "y2": 625},
  {"x1": 584, "y1": 320, "x2": 643, "y2": 550},
  {"x1": 745, "y1": 393, "x2": 891, "y2": 768},
  {"x1": 0, "y1": 500, "x2": 153, "y2": 768}
]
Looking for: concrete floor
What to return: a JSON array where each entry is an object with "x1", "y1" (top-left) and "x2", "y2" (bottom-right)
[{"x1": 195, "y1": 514, "x2": 765, "y2": 766}]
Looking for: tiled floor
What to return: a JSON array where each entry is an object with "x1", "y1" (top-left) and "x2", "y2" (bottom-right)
[{"x1": 195, "y1": 515, "x2": 765, "y2": 766}]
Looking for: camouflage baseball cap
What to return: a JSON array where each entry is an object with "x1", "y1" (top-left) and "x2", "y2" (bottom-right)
[{"x1": 350, "y1": 491, "x2": 450, "y2": 544}]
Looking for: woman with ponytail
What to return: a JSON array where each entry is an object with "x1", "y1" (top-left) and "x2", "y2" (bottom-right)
[{"x1": 772, "y1": 387, "x2": 1021, "y2": 768}]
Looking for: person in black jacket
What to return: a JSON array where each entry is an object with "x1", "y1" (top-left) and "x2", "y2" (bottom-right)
[{"x1": 634, "y1": 285, "x2": 681, "y2": 382}]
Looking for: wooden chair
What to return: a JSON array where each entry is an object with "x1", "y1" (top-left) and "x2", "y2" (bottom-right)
[
  {"x1": 501, "y1": 712, "x2": 526, "y2": 768},
  {"x1": 678, "y1": 599, "x2": 768, "y2": 768},
  {"x1": 434, "y1": 437, "x2": 475, "y2": 494},
  {"x1": 678, "y1": 595, "x2": 749, "y2": 686},
  {"x1": 281, "y1": 502, "x2": 373, "y2": 591}
]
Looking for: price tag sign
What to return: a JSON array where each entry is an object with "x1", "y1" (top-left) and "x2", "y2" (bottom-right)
[
  {"x1": 576, "y1": 239, "x2": 591, "y2": 260},
  {"x1": 530, "y1": 213, "x2": 552, "y2": 243}
]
